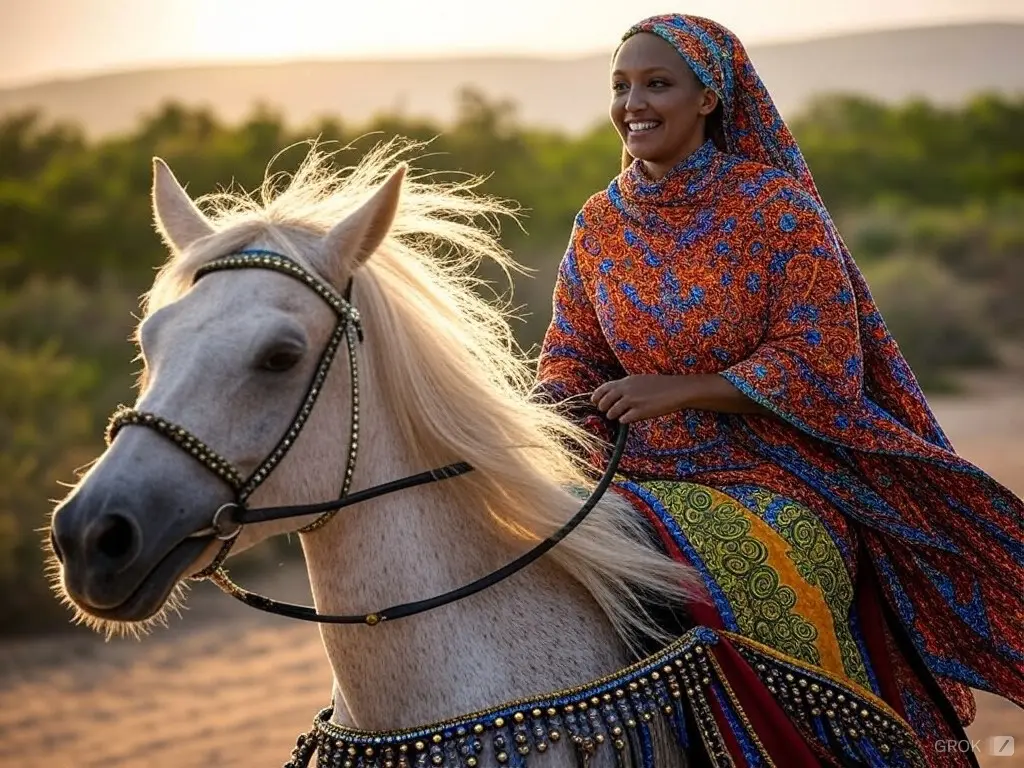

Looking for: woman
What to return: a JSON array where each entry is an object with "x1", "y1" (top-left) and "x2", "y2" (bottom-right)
[{"x1": 536, "y1": 13, "x2": 1023, "y2": 767}]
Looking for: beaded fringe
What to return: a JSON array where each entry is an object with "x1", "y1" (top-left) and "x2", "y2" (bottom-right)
[{"x1": 283, "y1": 627, "x2": 926, "y2": 768}]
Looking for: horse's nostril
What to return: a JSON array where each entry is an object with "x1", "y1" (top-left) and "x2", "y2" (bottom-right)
[{"x1": 92, "y1": 513, "x2": 138, "y2": 564}]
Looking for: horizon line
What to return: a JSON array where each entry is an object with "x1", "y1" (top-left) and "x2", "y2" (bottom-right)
[{"x1": 2, "y1": 17, "x2": 1021, "y2": 91}]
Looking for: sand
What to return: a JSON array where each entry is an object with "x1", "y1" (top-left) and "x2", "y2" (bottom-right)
[{"x1": 1, "y1": 388, "x2": 1021, "y2": 768}]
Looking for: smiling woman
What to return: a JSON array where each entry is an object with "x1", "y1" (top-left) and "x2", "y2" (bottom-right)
[
  {"x1": 535, "y1": 12, "x2": 1024, "y2": 768},
  {"x1": 611, "y1": 32, "x2": 721, "y2": 180}
]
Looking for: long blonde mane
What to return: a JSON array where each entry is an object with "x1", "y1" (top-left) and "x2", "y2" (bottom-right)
[{"x1": 143, "y1": 138, "x2": 700, "y2": 645}]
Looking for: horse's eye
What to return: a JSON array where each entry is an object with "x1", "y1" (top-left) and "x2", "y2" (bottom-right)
[{"x1": 260, "y1": 347, "x2": 303, "y2": 372}]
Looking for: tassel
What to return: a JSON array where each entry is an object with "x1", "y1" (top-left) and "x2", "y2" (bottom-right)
[
  {"x1": 626, "y1": 725, "x2": 644, "y2": 768},
  {"x1": 668, "y1": 701, "x2": 689, "y2": 752},
  {"x1": 283, "y1": 729, "x2": 318, "y2": 768},
  {"x1": 529, "y1": 718, "x2": 549, "y2": 755},
  {"x1": 635, "y1": 719, "x2": 656, "y2": 768},
  {"x1": 492, "y1": 725, "x2": 513, "y2": 767}
]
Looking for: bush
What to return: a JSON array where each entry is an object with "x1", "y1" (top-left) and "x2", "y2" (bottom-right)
[
  {"x1": 864, "y1": 255, "x2": 998, "y2": 389},
  {"x1": 0, "y1": 342, "x2": 101, "y2": 631}
]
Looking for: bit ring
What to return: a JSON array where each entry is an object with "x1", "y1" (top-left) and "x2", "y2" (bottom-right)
[{"x1": 211, "y1": 503, "x2": 243, "y2": 541}]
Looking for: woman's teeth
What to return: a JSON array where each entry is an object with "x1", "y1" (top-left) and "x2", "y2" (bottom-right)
[{"x1": 629, "y1": 121, "x2": 660, "y2": 132}]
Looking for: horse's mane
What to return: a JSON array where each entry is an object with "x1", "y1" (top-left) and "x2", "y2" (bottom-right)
[{"x1": 143, "y1": 138, "x2": 701, "y2": 646}]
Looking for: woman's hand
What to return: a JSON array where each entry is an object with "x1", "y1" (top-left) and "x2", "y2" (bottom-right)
[
  {"x1": 591, "y1": 373, "x2": 773, "y2": 422},
  {"x1": 591, "y1": 375, "x2": 688, "y2": 423}
]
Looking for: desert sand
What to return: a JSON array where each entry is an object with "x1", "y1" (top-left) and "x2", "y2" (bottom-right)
[{"x1": 1, "y1": 386, "x2": 1021, "y2": 768}]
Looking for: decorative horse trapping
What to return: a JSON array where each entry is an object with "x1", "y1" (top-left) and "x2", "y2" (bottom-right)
[{"x1": 287, "y1": 628, "x2": 924, "y2": 768}]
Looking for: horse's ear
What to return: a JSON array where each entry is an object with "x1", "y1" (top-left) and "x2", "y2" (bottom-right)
[
  {"x1": 151, "y1": 157, "x2": 214, "y2": 254},
  {"x1": 321, "y1": 164, "x2": 406, "y2": 274}
]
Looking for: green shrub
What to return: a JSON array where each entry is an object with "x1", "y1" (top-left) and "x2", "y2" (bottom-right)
[{"x1": 864, "y1": 255, "x2": 998, "y2": 389}]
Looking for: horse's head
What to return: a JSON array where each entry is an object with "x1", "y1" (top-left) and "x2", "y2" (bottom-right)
[{"x1": 49, "y1": 156, "x2": 406, "y2": 631}]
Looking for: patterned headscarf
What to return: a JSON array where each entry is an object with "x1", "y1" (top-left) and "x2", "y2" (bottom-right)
[
  {"x1": 616, "y1": 13, "x2": 951, "y2": 447},
  {"x1": 618, "y1": 15, "x2": 821, "y2": 207}
]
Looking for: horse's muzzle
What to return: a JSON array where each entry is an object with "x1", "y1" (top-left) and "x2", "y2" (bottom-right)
[{"x1": 50, "y1": 486, "x2": 213, "y2": 620}]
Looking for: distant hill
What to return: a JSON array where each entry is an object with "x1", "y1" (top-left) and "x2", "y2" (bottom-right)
[{"x1": 1, "y1": 23, "x2": 1021, "y2": 137}]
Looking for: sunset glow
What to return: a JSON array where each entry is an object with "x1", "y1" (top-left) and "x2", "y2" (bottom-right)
[{"x1": 1, "y1": 0, "x2": 1022, "y2": 86}]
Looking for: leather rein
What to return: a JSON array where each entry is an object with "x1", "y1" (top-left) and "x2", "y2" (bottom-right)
[{"x1": 105, "y1": 249, "x2": 627, "y2": 626}]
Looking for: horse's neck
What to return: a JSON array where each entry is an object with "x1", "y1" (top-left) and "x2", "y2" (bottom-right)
[{"x1": 299, "y1": 372, "x2": 628, "y2": 730}]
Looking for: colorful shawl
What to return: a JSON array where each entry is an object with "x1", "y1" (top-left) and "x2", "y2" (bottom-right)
[{"x1": 537, "y1": 14, "x2": 1023, "y2": 725}]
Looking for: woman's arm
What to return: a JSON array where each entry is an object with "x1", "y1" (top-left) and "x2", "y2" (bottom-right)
[
  {"x1": 678, "y1": 374, "x2": 774, "y2": 415},
  {"x1": 591, "y1": 373, "x2": 771, "y2": 423},
  {"x1": 536, "y1": 215, "x2": 626, "y2": 441},
  {"x1": 718, "y1": 185, "x2": 863, "y2": 430},
  {"x1": 593, "y1": 185, "x2": 860, "y2": 426}
]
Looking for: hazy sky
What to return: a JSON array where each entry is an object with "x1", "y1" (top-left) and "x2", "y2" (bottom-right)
[{"x1": 2, "y1": 0, "x2": 1022, "y2": 87}]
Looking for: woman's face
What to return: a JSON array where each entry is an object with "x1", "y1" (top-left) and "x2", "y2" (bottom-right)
[{"x1": 610, "y1": 33, "x2": 718, "y2": 179}]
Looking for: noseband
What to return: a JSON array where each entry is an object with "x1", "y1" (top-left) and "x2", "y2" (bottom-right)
[{"x1": 105, "y1": 248, "x2": 627, "y2": 626}]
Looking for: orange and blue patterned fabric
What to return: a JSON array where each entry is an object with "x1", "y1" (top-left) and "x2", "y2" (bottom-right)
[{"x1": 536, "y1": 13, "x2": 1023, "y2": 766}]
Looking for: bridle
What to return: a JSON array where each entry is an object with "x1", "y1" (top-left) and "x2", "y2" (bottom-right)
[{"x1": 105, "y1": 248, "x2": 627, "y2": 626}]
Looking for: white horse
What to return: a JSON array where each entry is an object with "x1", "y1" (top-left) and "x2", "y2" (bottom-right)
[{"x1": 48, "y1": 141, "x2": 702, "y2": 768}]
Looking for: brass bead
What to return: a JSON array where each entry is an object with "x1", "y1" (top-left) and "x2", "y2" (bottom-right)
[
  {"x1": 432, "y1": 735, "x2": 442, "y2": 744},
  {"x1": 473, "y1": 725, "x2": 484, "y2": 735},
  {"x1": 494, "y1": 717, "x2": 505, "y2": 728},
  {"x1": 513, "y1": 713, "x2": 524, "y2": 723},
  {"x1": 414, "y1": 742, "x2": 425, "y2": 751},
  {"x1": 496, "y1": 753, "x2": 508, "y2": 764},
  {"x1": 466, "y1": 759, "x2": 477, "y2": 767}
]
